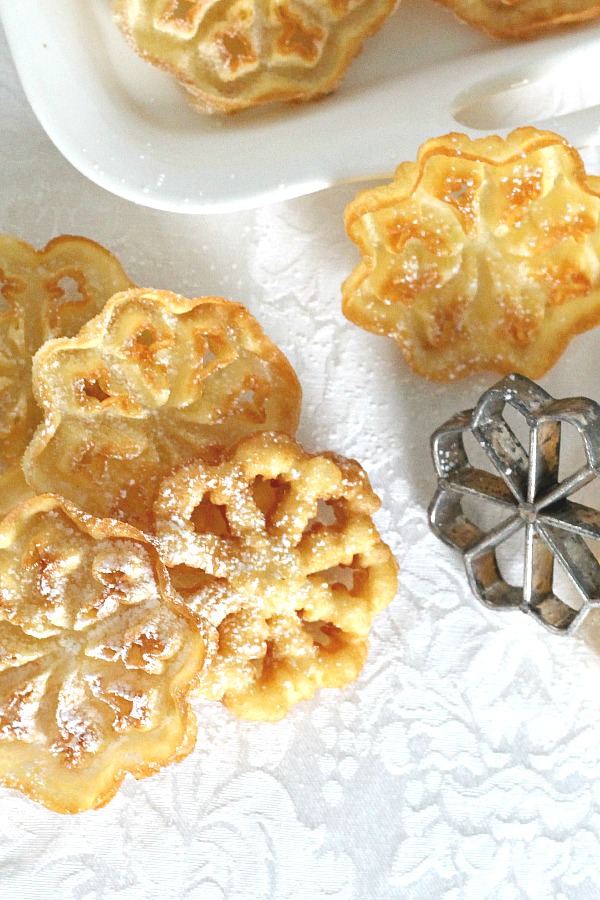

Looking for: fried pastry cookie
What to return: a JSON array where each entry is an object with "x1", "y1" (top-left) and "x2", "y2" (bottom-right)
[
  {"x1": 24, "y1": 289, "x2": 301, "y2": 529},
  {"x1": 343, "y1": 128, "x2": 600, "y2": 381},
  {"x1": 112, "y1": 0, "x2": 398, "y2": 113},
  {"x1": 153, "y1": 432, "x2": 398, "y2": 720},
  {"x1": 0, "y1": 468, "x2": 35, "y2": 519},
  {"x1": 0, "y1": 496, "x2": 205, "y2": 813},
  {"x1": 434, "y1": 0, "x2": 600, "y2": 37},
  {"x1": 0, "y1": 234, "x2": 132, "y2": 472}
]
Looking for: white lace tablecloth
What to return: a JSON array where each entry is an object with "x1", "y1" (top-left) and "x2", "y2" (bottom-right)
[{"x1": 3, "y1": 26, "x2": 600, "y2": 899}]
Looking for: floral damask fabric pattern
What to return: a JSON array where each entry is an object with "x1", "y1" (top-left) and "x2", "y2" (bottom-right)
[{"x1": 3, "y1": 26, "x2": 600, "y2": 898}]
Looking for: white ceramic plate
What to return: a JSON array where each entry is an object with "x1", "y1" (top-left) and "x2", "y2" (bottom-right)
[{"x1": 1, "y1": 0, "x2": 600, "y2": 213}]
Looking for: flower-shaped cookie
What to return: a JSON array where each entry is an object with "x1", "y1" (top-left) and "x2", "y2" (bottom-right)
[
  {"x1": 429, "y1": 373, "x2": 600, "y2": 634},
  {"x1": 0, "y1": 234, "x2": 132, "y2": 471},
  {"x1": 0, "y1": 496, "x2": 205, "y2": 812},
  {"x1": 23, "y1": 289, "x2": 301, "y2": 530},
  {"x1": 113, "y1": 0, "x2": 397, "y2": 112},
  {"x1": 434, "y1": 0, "x2": 600, "y2": 37},
  {"x1": 343, "y1": 129, "x2": 600, "y2": 381},
  {"x1": 153, "y1": 432, "x2": 398, "y2": 720}
]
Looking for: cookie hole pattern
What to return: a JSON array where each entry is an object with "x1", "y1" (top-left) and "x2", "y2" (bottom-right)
[
  {"x1": 319, "y1": 563, "x2": 356, "y2": 590},
  {"x1": 448, "y1": 182, "x2": 469, "y2": 200},
  {"x1": 190, "y1": 496, "x2": 230, "y2": 537},
  {"x1": 79, "y1": 378, "x2": 111, "y2": 405},
  {"x1": 97, "y1": 567, "x2": 134, "y2": 594},
  {"x1": 0, "y1": 675, "x2": 48, "y2": 741},
  {"x1": 124, "y1": 631, "x2": 168, "y2": 670},
  {"x1": 251, "y1": 476, "x2": 291, "y2": 529},
  {"x1": 302, "y1": 620, "x2": 344, "y2": 653},
  {"x1": 274, "y1": 3, "x2": 325, "y2": 63},
  {"x1": 0, "y1": 270, "x2": 23, "y2": 312},
  {"x1": 88, "y1": 680, "x2": 151, "y2": 733},
  {"x1": 237, "y1": 388, "x2": 256, "y2": 408},
  {"x1": 136, "y1": 328, "x2": 158, "y2": 348},
  {"x1": 306, "y1": 498, "x2": 339, "y2": 531},
  {"x1": 49, "y1": 713, "x2": 104, "y2": 771},
  {"x1": 216, "y1": 27, "x2": 257, "y2": 75},
  {"x1": 158, "y1": 0, "x2": 205, "y2": 33},
  {"x1": 53, "y1": 276, "x2": 84, "y2": 305},
  {"x1": 21, "y1": 543, "x2": 64, "y2": 612},
  {"x1": 201, "y1": 344, "x2": 217, "y2": 366}
]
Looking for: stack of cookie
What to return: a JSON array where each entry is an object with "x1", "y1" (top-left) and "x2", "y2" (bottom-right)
[{"x1": 0, "y1": 236, "x2": 398, "y2": 812}]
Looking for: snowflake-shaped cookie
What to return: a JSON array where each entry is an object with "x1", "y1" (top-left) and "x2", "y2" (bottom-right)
[
  {"x1": 429, "y1": 373, "x2": 600, "y2": 634},
  {"x1": 23, "y1": 289, "x2": 301, "y2": 530},
  {"x1": 0, "y1": 496, "x2": 205, "y2": 812},
  {"x1": 153, "y1": 432, "x2": 398, "y2": 719},
  {"x1": 343, "y1": 129, "x2": 600, "y2": 381},
  {"x1": 113, "y1": 0, "x2": 397, "y2": 112}
]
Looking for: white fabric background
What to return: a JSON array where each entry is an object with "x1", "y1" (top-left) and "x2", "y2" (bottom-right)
[{"x1": 2, "y1": 24, "x2": 600, "y2": 899}]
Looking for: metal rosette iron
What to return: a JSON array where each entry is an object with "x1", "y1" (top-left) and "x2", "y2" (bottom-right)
[{"x1": 428, "y1": 373, "x2": 600, "y2": 634}]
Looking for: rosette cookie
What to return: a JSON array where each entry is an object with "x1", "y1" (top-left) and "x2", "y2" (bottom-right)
[
  {"x1": 0, "y1": 234, "x2": 132, "y2": 472},
  {"x1": 113, "y1": 0, "x2": 398, "y2": 112},
  {"x1": 343, "y1": 129, "x2": 600, "y2": 381},
  {"x1": 24, "y1": 289, "x2": 301, "y2": 529},
  {"x1": 153, "y1": 432, "x2": 398, "y2": 720},
  {"x1": 0, "y1": 496, "x2": 205, "y2": 812}
]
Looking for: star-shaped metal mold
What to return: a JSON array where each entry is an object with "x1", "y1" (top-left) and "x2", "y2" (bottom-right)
[{"x1": 428, "y1": 373, "x2": 600, "y2": 634}]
